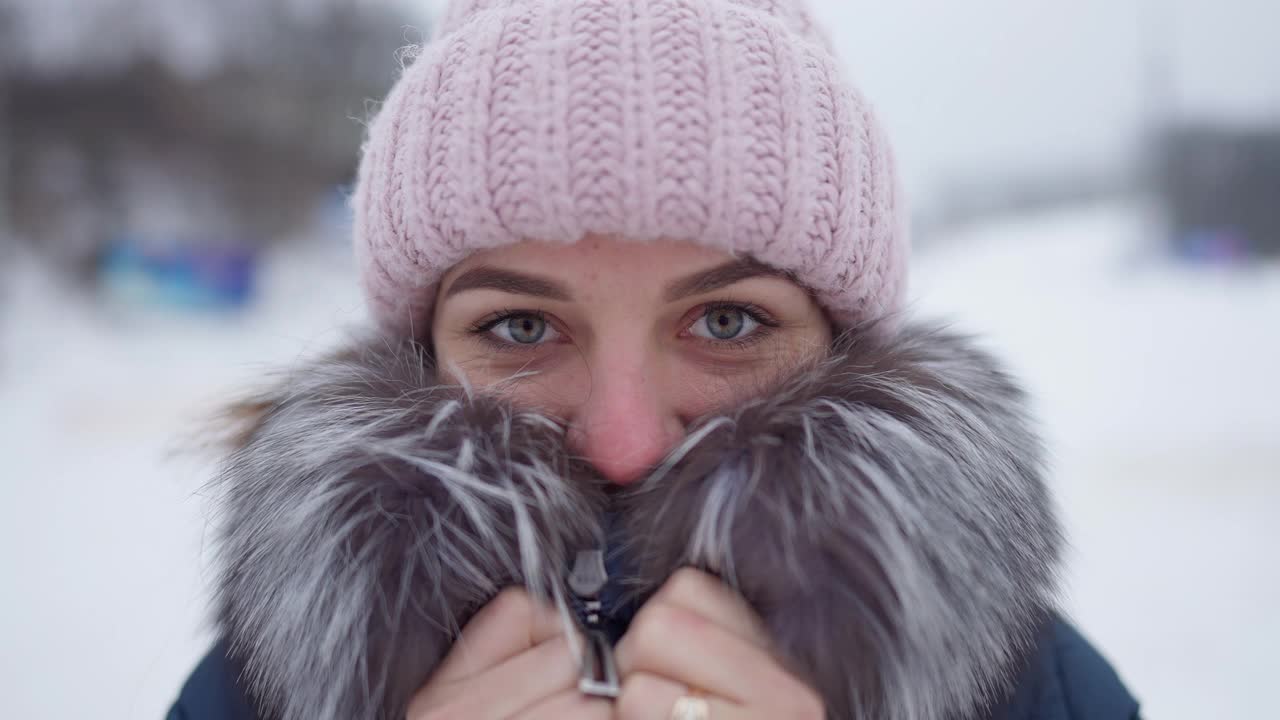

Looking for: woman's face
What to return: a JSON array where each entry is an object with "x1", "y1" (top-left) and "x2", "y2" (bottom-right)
[{"x1": 432, "y1": 234, "x2": 832, "y2": 485}]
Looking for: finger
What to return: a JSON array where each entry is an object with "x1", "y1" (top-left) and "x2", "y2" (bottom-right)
[
  {"x1": 433, "y1": 587, "x2": 569, "y2": 683},
  {"x1": 445, "y1": 634, "x2": 581, "y2": 719},
  {"x1": 615, "y1": 671, "x2": 743, "y2": 720},
  {"x1": 514, "y1": 687, "x2": 612, "y2": 720},
  {"x1": 616, "y1": 600, "x2": 798, "y2": 705},
  {"x1": 653, "y1": 568, "x2": 770, "y2": 648},
  {"x1": 407, "y1": 633, "x2": 581, "y2": 718}
]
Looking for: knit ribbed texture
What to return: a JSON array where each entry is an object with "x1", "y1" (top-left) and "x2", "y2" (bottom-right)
[{"x1": 354, "y1": 0, "x2": 907, "y2": 336}]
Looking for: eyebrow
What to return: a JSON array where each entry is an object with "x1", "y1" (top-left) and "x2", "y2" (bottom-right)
[
  {"x1": 441, "y1": 257, "x2": 793, "y2": 303},
  {"x1": 663, "y1": 258, "x2": 795, "y2": 302},
  {"x1": 442, "y1": 266, "x2": 574, "y2": 301}
]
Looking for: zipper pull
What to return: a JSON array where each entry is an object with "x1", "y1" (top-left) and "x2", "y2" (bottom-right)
[
  {"x1": 569, "y1": 549, "x2": 608, "y2": 617},
  {"x1": 570, "y1": 549, "x2": 619, "y2": 699}
]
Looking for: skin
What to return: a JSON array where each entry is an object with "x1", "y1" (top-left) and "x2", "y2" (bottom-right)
[{"x1": 410, "y1": 234, "x2": 831, "y2": 719}]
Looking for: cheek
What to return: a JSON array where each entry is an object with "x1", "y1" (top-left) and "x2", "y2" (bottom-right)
[
  {"x1": 670, "y1": 373, "x2": 739, "y2": 420},
  {"x1": 668, "y1": 351, "x2": 808, "y2": 418},
  {"x1": 673, "y1": 334, "x2": 829, "y2": 409},
  {"x1": 497, "y1": 366, "x2": 592, "y2": 416},
  {"x1": 432, "y1": 340, "x2": 592, "y2": 416}
]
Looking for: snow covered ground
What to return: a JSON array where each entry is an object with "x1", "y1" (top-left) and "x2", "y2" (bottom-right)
[
  {"x1": 2, "y1": 201, "x2": 1276, "y2": 718},
  {"x1": 911, "y1": 202, "x2": 1280, "y2": 719}
]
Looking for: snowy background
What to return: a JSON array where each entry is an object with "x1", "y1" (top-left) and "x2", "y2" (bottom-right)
[{"x1": 3, "y1": 1, "x2": 1279, "y2": 719}]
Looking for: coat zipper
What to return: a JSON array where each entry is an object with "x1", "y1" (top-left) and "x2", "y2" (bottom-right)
[{"x1": 569, "y1": 548, "x2": 620, "y2": 698}]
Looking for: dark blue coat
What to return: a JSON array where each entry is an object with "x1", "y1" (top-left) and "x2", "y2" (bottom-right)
[{"x1": 168, "y1": 615, "x2": 1138, "y2": 720}]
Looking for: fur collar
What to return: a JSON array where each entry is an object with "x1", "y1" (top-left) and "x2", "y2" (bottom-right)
[{"x1": 211, "y1": 323, "x2": 1062, "y2": 720}]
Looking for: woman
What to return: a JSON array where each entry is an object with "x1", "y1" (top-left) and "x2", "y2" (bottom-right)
[{"x1": 170, "y1": 1, "x2": 1139, "y2": 718}]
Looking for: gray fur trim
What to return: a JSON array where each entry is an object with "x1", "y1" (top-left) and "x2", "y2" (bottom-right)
[
  {"x1": 211, "y1": 323, "x2": 1061, "y2": 720},
  {"x1": 211, "y1": 336, "x2": 605, "y2": 720},
  {"x1": 617, "y1": 322, "x2": 1062, "y2": 720}
]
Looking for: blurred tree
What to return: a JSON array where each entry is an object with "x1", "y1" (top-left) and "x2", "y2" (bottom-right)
[{"x1": 0, "y1": 0, "x2": 425, "y2": 279}]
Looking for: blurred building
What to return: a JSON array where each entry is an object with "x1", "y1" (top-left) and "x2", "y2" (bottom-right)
[
  {"x1": 0, "y1": 0, "x2": 420, "y2": 294},
  {"x1": 1155, "y1": 124, "x2": 1280, "y2": 262}
]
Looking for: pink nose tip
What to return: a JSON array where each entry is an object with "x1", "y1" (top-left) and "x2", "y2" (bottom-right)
[
  {"x1": 589, "y1": 450, "x2": 660, "y2": 486},
  {"x1": 569, "y1": 417, "x2": 681, "y2": 487}
]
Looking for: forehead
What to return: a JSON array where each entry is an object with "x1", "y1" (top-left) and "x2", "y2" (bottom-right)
[{"x1": 445, "y1": 235, "x2": 736, "y2": 280}]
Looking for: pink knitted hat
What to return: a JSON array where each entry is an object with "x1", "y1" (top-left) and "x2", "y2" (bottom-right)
[{"x1": 354, "y1": 0, "x2": 908, "y2": 336}]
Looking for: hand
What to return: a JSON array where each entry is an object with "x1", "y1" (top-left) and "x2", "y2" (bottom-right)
[
  {"x1": 614, "y1": 568, "x2": 824, "y2": 720},
  {"x1": 406, "y1": 587, "x2": 610, "y2": 719}
]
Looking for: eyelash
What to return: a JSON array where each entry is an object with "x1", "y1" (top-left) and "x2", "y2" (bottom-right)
[
  {"x1": 693, "y1": 300, "x2": 780, "y2": 349},
  {"x1": 465, "y1": 301, "x2": 780, "y2": 352},
  {"x1": 466, "y1": 308, "x2": 552, "y2": 354}
]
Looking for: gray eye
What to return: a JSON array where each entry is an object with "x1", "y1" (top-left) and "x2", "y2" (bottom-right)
[
  {"x1": 690, "y1": 306, "x2": 762, "y2": 342},
  {"x1": 504, "y1": 315, "x2": 547, "y2": 344},
  {"x1": 705, "y1": 308, "x2": 745, "y2": 339}
]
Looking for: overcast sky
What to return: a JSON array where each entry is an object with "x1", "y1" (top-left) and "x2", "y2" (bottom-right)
[{"x1": 808, "y1": 0, "x2": 1280, "y2": 200}]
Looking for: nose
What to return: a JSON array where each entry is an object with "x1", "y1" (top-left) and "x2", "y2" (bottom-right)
[{"x1": 565, "y1": 353, "x2": 685, "y2": 486}]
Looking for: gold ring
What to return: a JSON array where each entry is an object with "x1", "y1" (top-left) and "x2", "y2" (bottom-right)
[{"x1": 670, "y1": 694, "x2": 711, "y2": 720}]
